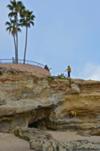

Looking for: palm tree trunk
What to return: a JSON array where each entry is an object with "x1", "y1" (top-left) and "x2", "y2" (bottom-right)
[
  {"x1": 16, "y1": 31, "x2": 18, "y2": 64},
  {"x1": 15, "y1": 14, "x2": 18, "y2": 64},
  {"x1": 23, "y1": 27, "x2": 28, "y2": 64},
  {"x1": 13, "y1": 35, "x2": 17, "y2": 63}
]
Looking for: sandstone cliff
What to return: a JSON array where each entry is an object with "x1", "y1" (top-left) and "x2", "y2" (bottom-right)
[{"x1": 0, "y1": 67, "x2": 100, "y2": 151}]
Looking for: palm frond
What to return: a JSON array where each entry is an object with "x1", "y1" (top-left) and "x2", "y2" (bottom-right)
[
  {"x1": 5, "y1": 21, "x2": 11, "y2": 26},
  {"x1": 8, "y1": 12, "x2": 17, "y2": 17},
  {"x1": 7, "y1": 4, "x2": 13, "y2": 10}
]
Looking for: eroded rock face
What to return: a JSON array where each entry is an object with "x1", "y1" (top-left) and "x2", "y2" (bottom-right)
[
  {"x1": 14, "y1": 128, "x2": 58, "y2": 151},
  {"x1": 0, "y1": 70, "x2": 100, "y2": 134},
  {"x1": 0, "y1": 68, "x2": 100, "y2": 150},
  {"x1": 0, "y1": 70, "x2": 65, "y2": 132}
]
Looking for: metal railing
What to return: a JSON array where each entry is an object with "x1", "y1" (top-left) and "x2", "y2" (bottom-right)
[{"x1": 0, "y1": 59, "x2": 45, "y2": 68}]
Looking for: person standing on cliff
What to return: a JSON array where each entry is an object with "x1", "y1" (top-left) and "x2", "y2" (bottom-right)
[
  {"x1": 65, "y1": 65, "x2": 72, "y2": 88},
  {"x1": 44, "y1": 65, "x2": 50, "y2": 72},
  {"x1": 65, "y1": 65, "x2": 71, "y2": 78}
]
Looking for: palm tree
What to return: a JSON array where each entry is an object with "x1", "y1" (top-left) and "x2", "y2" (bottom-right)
[
  {"x1": 20, "y1": 9, "x2": 35, "y2": 64},
  {"x1": 6, "y1": 19, "x2": 21, "y2": 62},
  {"x1": 7, "y1": 0, "x2": 18, "y2": 63},
  {"x1": 7, "y1": 0, "x2": 25, "y2": 63},
  {"x1": 6, "y1": 0, "x2": 35, "y2": 64}
]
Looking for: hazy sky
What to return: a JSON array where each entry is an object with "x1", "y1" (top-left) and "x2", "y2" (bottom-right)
[{"x1": 0, "y1": 0, "x2": 100, "y2": 80}]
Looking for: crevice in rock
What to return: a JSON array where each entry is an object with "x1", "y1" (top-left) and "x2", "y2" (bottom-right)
[
  {"x1": 28, "y1": 106, "x2": 54, "y2": 130},
  {"x1": 28, "y1": 117, "x2": 49, "y2": 129}
]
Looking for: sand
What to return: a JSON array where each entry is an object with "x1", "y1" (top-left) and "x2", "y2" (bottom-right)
[
  {"x1": 47, "y1": 130, "x2": 100, "y2": 143},
  {"x1": 0, "y1": 133, "x2": 32, "y2": 151},
  {"x1": 0, "y1": 131, "x2": 100, "y2": 151}
]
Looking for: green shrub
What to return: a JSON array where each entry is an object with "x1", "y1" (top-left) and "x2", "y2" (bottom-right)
[
  {"x1": 47, "y1": 76, "x2": 55, "y2": 82},
  {"x1": 57, "y1": 73, "x2": 66, "y2": 79}
]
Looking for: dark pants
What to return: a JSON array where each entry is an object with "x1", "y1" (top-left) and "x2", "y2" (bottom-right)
[{"x1": 68, "y1": 71, "x2": 70, "y2": 78}]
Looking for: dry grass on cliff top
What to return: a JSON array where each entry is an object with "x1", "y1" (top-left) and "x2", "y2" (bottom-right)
[{"x1": 0, "y1": 64, "x2": 50, "y2": 77}]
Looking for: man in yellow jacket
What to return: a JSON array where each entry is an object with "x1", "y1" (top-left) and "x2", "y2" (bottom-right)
[{"x1": 66, "y1": 65, "x2": 71, "y2": 78}]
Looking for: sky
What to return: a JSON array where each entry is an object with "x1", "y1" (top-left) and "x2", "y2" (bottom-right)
[{"x1": 0, "y1": 0, "x2": 100, "y2": 80}]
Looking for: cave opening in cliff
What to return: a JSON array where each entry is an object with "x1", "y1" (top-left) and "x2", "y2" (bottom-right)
[
  {"x1": 28, "y1": 117, "x2": 49, "y2": 129},
  {"x1": 28, "y1": 107, "x2": 55, "y2": 130},
  {"x1": 28, "y1": 121, "x2": 38, "y2": 128}
]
